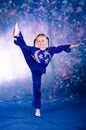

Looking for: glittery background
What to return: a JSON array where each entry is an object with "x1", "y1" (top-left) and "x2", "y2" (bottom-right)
[{"x1": 0, "y1": 0, "x2": 86, "y2": 104}]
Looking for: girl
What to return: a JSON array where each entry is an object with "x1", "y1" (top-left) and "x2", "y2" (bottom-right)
[{"x1": 13, "y1": 23, "x2": 81, "y2": 117}]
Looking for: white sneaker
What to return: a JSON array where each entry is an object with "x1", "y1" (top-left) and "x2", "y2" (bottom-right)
[
  {"x1": 35, "y1": 109, "x2": 41, "y2": 117},
  {"x1": 12, "y1": 23, "x2": 20, "y2": 37}
]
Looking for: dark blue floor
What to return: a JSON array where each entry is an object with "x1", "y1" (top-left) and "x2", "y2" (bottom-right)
[{"x1": 0, "y1": 102, "x2": 86, "y2": 130}]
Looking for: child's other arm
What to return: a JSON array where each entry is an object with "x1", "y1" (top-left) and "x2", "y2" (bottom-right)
[
  {"x1": 49, "y1": 45, "x2": 71, "y2": 55},
  {"x1": 50, "y1": 41, "x2": 81, "y2": 55},
  {"x1": 70, "y1": 43, "x2": 81, "y2": 49}
]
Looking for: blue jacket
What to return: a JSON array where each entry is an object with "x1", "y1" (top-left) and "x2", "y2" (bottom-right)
[{"x1": 14, "y1": 32, "x2": 71, "y2": 74}]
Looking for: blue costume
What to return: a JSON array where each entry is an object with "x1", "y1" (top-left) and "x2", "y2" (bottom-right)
[{"x1": 14, "y1": 32, "x2": 71, "y2": 109}]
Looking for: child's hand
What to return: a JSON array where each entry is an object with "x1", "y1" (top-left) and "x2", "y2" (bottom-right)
[{"x1": 70, "y1": 41, "x2": 82, "y2": 49}]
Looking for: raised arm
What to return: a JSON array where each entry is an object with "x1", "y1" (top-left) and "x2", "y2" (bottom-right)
[
  {"x1": 49, "y1": 42, "x2": 81, "y2": 56},
  {"x1": 49, "y1": 45, "x2": 71, "y2": 56}
]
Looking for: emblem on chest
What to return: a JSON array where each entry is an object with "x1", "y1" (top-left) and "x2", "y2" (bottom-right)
[{"x1": 34, "y1": 50, "x2": 51, "y2": 64}]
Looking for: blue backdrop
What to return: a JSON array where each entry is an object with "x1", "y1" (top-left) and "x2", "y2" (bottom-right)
[{"x1": 0, "y1": 0, "x2": 86, "y2": 105}]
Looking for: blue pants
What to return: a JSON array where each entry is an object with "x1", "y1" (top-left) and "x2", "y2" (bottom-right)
[
  {"x1": 20, "y1": 47, "x2": 42, "y2": 109},
  {"x1": 32, "y1": 73, "x2": 41, "y2": 109}
]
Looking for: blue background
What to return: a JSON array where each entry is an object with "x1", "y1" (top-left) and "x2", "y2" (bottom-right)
[{"x1": 0, "y1": 0, "x2": 86, "y2": 105}]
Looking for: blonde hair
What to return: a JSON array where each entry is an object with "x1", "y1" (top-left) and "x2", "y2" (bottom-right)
[{"x1": 34, "y1": 34, "x2": 49, "y2": 48}]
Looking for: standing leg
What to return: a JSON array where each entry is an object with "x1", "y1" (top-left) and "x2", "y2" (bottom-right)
[
  {"x1": 20, "y1": 48, "x2": 42, "y2": 117},
  {"x1": 32, "y1": 73, "x2": 42, "y2": 117}
]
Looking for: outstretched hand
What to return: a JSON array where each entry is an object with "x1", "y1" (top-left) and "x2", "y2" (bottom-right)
[{"x1": 70, "y1": 41, "x2": 82, "y2": 49}]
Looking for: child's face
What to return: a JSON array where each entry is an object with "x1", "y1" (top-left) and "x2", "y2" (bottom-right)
[{"x1": 36, "y1": 36, "x2": 47, "y2": 50}]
